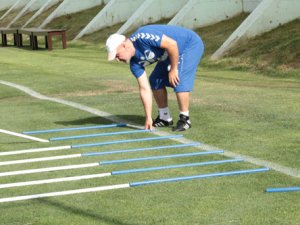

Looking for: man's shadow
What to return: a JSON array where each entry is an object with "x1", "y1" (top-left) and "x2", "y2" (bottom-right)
[
  {"x1": 55, "y1": 115, "x2": 144, "y2": 127},
  {"x1": 38, "y1": 198, "x2": 138, "y2": 225},
  {"x1": 0, "y1": 198, "x2": 138, "y2": 225}
]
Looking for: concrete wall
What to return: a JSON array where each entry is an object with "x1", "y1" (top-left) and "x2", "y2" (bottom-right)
[
  {"x1": 169, "y1": 0, "x2": 243, "y2": 29},
  {"x1": 118, "y1": 0, "x2": 189, "y2": 34},
  {"x1": 74, "y1": 0, "x2": 262, "y2": 39},
  {"x1": 242, "y1": 0, "x2": 262, "y2": 12},
  {"x1": 7, "y1": 0, "x2": 48, "y2": 27},
  {"x1": 22, "y1": 0, "x2": 62, "y2": 28},
  {"x1": 0, "y1": 0, "x2": 19, "y2": 11},
  {"x1": 74, "y1": 0, "x2": 143, "y2": 40},
  {"x1": 27, "y1": 0, "x2": 48, "y2": 10},
  {"x1": 39, "y1": 0, "x2": 104, "y2": 28},
  {"x1": 4, "y1": 0, "x2": 31, "y2": 11},
  {"x1": 212, "y1": 0, "x2": 300, "y2": 59}
]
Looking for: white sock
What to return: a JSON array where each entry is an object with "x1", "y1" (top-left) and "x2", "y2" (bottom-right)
[
  {"x1": 159, "y1": 107, "x2": 172, "y2": 121},
  {"x1": 180, "y1": 111, "x2": 189, "y2": 117}
]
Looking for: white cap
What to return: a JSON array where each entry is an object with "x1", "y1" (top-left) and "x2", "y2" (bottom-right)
[{"x1": 106, "y1": 33, "x2": 126, "y2": 61}]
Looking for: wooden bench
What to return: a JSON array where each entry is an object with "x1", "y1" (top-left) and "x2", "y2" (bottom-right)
[
  {"x1": 0, "y1": 28, "x2": 19, "y2": 46},
  {"x1": 18, "y1": 28, "x2": 67, "y2": 50}
]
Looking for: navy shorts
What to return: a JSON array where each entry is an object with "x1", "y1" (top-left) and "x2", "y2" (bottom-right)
[{"x1": 149, "y1": 37, "x2": 204, "y2": 92}]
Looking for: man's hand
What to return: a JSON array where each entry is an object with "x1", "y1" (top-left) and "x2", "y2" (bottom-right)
[
  {"x1": 144, "y1": 117, "x2": 153, "y2": 130},
  {"x1": 137, "y1": 72, "x2": 153, "y2": 130},
  {"x1": 169, "y1": 69, "x2": 179, "y2": 87}
]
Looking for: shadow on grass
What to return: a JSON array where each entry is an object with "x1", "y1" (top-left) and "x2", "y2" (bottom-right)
[
  {"x1": 55, "y1": 115, "x2": 145, "y2": 127},
  {"x1": 38, "y1": 198, "x2": 138, "y2": 225}
]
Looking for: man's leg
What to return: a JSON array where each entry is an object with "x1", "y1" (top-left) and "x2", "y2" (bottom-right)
[
  {"x1": 153, "y1": 88, "x2": 168, "y2": 108},
  {"x1": 172, "y1": 37, "x2": 204, "y2": 131},
  {"x1": 152, "y1": 88, "x2": 173, "y2": 127},
  {"x1": 175, "y1": 92, "x2": 189, "y2": 112},
  {"x1": 172, "y1": 92, "x2": 191, "y2": 131},
  {"x1": 149, "y1": 60, "x2": 174, "y2": 127}
]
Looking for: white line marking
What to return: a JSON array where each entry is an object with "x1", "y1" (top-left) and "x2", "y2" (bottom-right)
[
  {"x1": 1, "y1": 80, "x2": 299, "y2": 178},
  {"x1": 0, "y1": 129, "x2": 49, "y2": 143}
]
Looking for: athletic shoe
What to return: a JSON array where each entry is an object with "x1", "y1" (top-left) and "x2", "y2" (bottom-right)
[
  {"x1": 153, "y1": 116, "x2": 173, "y2": 127},
  {"x1": 172, "y1": 114, "x2": 191, "y2": 131}
]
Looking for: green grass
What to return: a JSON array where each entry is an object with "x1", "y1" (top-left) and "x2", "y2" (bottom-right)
[
  {"x1": 0, "y1": 43, "x2": 299, "y2": 225},
  {"x1": 197, "y1": 15, "x2": 300, "y2": 78},
  {"x1": 226, "y1": 19, "x2": 300, "y2": 69},
  {"x1": 0, "y1": 9, "x2": 21, "y2": 27},
  {"x1": 10, "y1": 10, "x2": 38, "y2": 28},
  {"x1": 0, "y1": 9, "x2": 6, "y2": 18},
  {"x1": 196, "y1": 13, "x2": 250, "y2": 56}
]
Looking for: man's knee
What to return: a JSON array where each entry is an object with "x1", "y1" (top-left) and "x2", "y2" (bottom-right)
[{"x1": 149, "y1": 75, "x2": 167, "y2": 90}]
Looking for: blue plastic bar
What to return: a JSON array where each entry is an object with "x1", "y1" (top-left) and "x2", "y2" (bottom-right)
[
  {"x1": 100, "y1": 150, "x2": 223, "y2": 165},
  {"x1": 266, "y1": 187, "x2": 300, "y2": 193},
  {"x1": 72, "y1": 135, "x2": 183, "y2": 149},
  {"x1": 81, "y1": 143, "x2": 200, "y2": 156},
  {"x1": 112, "y1": 158, "x2": 243, "y2": 175},
  {"x1": 130, "y1": 168, "x2": 270, "y2": 187},
  {"x1": 23, "y1": 124, "x2": 127, "y2": 134},
  {"x1": 50, "y1": 129, "x2": 151, "y2": 141}
]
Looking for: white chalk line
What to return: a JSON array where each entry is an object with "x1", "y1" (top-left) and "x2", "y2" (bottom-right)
[{"x1": 0, "y1": 80, "x2": 299, "y2": 179}]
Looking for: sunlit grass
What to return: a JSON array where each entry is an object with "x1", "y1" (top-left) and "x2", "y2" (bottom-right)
[{"x1": 0, "y1": 44, "x2": 299, "y2": 225}]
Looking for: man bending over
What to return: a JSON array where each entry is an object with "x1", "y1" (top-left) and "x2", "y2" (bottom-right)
[{"x1": 106, "y1": 25, "x2": 204, "y2": 131}]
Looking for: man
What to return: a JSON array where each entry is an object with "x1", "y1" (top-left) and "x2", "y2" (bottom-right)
[{"x1": 106, "y1": 25, "x2": 204, "y2": 131}]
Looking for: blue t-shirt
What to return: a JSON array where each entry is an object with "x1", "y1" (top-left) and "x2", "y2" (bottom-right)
[{"x1": 129, "y1": 25, "x2": 200, "y2": 78}]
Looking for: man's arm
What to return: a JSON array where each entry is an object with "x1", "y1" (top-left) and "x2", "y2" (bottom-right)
[
  {"x1": 137, "y1": 72, "x2": 153, "y2": 130},
  {"x1": 160, "y1": 34, "x2": 179, "y2": 87}
]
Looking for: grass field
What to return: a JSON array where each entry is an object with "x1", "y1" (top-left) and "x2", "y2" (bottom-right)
[{"x1": 0, "y1": 14, "x2": 299, "y2": 225}]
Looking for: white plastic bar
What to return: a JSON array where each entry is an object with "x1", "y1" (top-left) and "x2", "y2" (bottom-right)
[
  {"x1": 0, "y1": 173, "x2": 111, "y2": 189},
  {"x1": 0, "y1": 154, "x2": 81, "y2": 166},
  {"x1": 0, "y1": 168, "x2": 269, "y2": 203},
  {"x1": 0, "y1": 184, "x2": 130, "y2": 203},
  {"x1": 0, "y1": 163, "x2": 99, "y2": 177},
  {"x1": 0, "y1": 143, "x2": 201, "y2": 165},
  {"x1": 0, "y1": 159, "x2": 242, "y2": 189},
  {"x1": 0, "y1": 129, "x2": 49, "y2": 143},
  {"x1": 0, "y1": 145, "x2": 71, "y2": 156}
]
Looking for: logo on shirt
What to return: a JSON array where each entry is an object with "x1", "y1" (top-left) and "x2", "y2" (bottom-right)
[
  {"x1": 138, "y1": 50, "x2": 156, "y2": 67},
  {"x1": 130, "y1": 33, "x2": 160, "y2": 42},
  {"x1": 145, "y1": 50, "x2": 155, "y2": 60}
]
